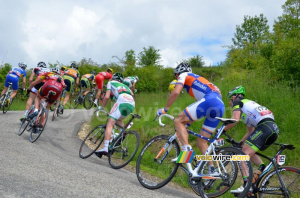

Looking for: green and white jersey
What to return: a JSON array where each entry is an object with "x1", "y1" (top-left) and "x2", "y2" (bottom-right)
[
  {"x1": 123, "y1": 76, "x2": 137, "y2": 88},
  {"x1": 232, "y1": 98, "x2": 274, "y2": 127},
  {"x1": 107, "y1": 80, "x2": 132, "y2": 98}
]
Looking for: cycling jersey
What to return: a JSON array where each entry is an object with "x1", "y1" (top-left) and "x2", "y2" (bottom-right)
[
  {"x1": 33, "y1": 67, "x2": 50, "y2": 77},
  {"x1": 176, "y1": 72, "x2": 221, "y2": 100},
  {"x1": 64, "y1": 68, "x2": 80, "y2": 79},
  {"x1": 81, "y1": 74, "x2": 95, "y2": 81},
  {"x1": 98, "y1": 72, "x2": 112, "y2": 80},
  {"x1": 232, "y1": 98, "x2": 275, "y2": 127},
  {"x1": 95, "y1": 72, "x2": 112, "y2": 89},
  {"x1": 5, "y1": 67, "x2": 27, "y2": 90},
  {"x1": 107, "y1": 81, "x2": 134, "y2": 120},
  {"x1": 123, "y1": 76, "x2": 137, "y2": 88}
]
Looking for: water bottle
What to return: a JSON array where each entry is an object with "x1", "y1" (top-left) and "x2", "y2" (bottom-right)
[{"x1": 127, "y1": 121, "x2": 134, "y2": 129}]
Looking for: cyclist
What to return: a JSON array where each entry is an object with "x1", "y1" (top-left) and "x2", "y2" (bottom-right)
[
  {"x1": 168, "y1": 79, "x2": 177, "y2": 94},
  {"x1": 27, "y1": 66, "x2": 66, "y2": 118},
  {"x1": 93, "y1": 68, "x2": 113, "y2": 106},
  {"x1": 80, "y1": 71, "x2": 96, "y2": 97},
  {"x1": 20, "y1": 62, "x2": 49, "y2": 120},
  {"x1": 0, "y1": 62, "x2": 27, "y2": 105},
  {"x1": 156, "y1": 62, "x2": 224, "y2": 172},
  {"x1": 60, "y1": 66, "x2": 68, "y2": 76},
  {"x1": 123, "y1": 76, "x2": 138, "y2": 94},
  {"x1": 224, "y1": 86, "x2": 279, "y2": 193},
  {"x1": 94, "y1": 73, "x2": 135, "y2": 158},
  {"x1": 61, "y1": 62, "x2": 80, "y2": 112}
]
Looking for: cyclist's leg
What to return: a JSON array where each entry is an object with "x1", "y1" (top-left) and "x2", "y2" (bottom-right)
[
  {"x1": 94, "y1": 74, "x2": 104, "y2": 104},
  {"x1": 81, "y1": 78, "x2": 90, "y2": 96},
  {"x1": 62, "y1": 76, "x2": 74, "y2": 107}
]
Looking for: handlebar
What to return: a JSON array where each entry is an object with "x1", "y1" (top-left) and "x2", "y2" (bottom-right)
[
  {"x1": 94, "y1": 109, "x2": 109, "y2": 117},
  {"x1": 156, "y1": 114, "x2": 174, "y2": 127}
]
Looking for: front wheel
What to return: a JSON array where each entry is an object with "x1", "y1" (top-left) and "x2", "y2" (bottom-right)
[
  {"x1": 136, "y1": 135, "x2": 181, "y2": 189},
  {"x1": 108, "y1": 130, "x2": 140, "y2": 169},
  {"x1": 79, "y1": 125, "x2": 106, "y2": 159},
  {"x1": 30, "y1": 109, "x2": 48, "y2": 143},
  {"x1": 257, "y1": 166, "x2": 300, "y2": 198}
]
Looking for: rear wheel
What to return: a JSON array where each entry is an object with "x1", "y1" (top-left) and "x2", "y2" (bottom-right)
[
  {"x1": 108, "y1": 130, "x2": 140, "y2": 169},
  {"x1": 79, "y1": 125, "x2": 106, "y2": 159},
  {"x1": 71, "y1": 92, "x2": 81, "y2": 109},
  {"x1": 3, "y1": 96, "x2": 14, "y2": 113},
  {"x1": 83, "y1": 92, "x2": 94, "y2": 110},
  {"x1": 257, "y1": 166, "x2": 300, "y2": 197},
  {"x1": 136, "y1": 135, "x2": 180, "y2": 189},
  {"x1": 30, "y1": 109, "x2": 49, "y2": 143}
]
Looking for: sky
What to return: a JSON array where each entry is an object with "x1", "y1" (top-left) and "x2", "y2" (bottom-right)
[{"x1": 0, "y1": 0, "x2": 286, "y2": 69}]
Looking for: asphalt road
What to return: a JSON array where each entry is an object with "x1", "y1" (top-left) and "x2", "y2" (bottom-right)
[{"x1": 0, "y1": 109, "x2": 198, "y2": 198}]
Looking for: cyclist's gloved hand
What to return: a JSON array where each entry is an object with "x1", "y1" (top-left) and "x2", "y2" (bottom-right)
[{"x1": 157, "y1": 108, "x2": 167, "y2": 116}]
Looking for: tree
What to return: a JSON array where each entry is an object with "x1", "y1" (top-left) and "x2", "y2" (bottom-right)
[
  {"x1": 273, "y1": 0, "x2": 300, "y2": 38},
  {"x1": 137, "y1": 46, "x2": 161, "y2": 67},
  {"x1": 232, "y1": 14, "x2": 269, "y2": 50},
  {"x1": 125, "y1": 50, "x2": 136, "y2": 66},
  {"x1": 183, "y1": 55, "x2": 205, "y2": 68}
]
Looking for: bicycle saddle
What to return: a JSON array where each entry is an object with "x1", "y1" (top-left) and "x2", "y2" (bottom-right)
[
  {"x1": 215, "y1": 117, "x2": 237, "y2": 125},
  {"x1": 274, "y1": 143, "x2": 295, "y2": 150}
]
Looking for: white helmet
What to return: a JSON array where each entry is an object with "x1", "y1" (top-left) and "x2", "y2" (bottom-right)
[
  {"x1": 174, "y1": 62, "x2": 192, "y2": 75},
  {"x1": 51, "y1": 66, "x2": 60, "y2": 74},
  {"x1": 18, "y1": 62, "x2": 27, "y2": 69}
]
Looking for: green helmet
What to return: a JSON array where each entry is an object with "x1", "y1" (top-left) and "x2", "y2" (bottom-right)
[
  {"x1": 227, "y1": 86, "x2": 245, "y2": 99},
  {"x1": 112, "y1": 73, "x2": 124, "y2": 82}
]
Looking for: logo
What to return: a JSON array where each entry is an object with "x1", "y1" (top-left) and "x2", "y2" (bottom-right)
[
  {"x1": 193, "y1": 81, "x2": 207, "y2": 90},
  {"x1": 277, "y1": 155, "x2": 285, "y2": 165},
  {"x1": 176, "y1": 151, "x2": 195, "y2": 163}
]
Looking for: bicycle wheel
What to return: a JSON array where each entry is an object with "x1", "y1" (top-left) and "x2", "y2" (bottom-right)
[
  {"x1": 3, "y1": 97, "x2": 14, "y2": 113},
  {"x1": 18, "y1": 119, "x2": 30, "y2": 136},
  {"x1": 136, "y1": 135, "x2": 181, "y2": 189},
  {"x1": 71, "y1": 92, "x2": 81, "y2": 109},
  {"x1": 108, "y1": 130, "x2": 140, "y2": 169},
  {"x1": 79, "y1": 125, "x2": 106, "y2": 159},
  {"x1": 257, "y1": 166, "x2": 300, "y2": 197},
  {"x1": 190, "y1": 147, "x2": 239, "y2": 197},
  {"x1": 196, "y1": 147, "x2": 253, "y2": 198},
  {"x1": 83, "y1": 92, "x2": 94, "y2": 110},
  {"x1": 30, "y1": 109, "x2": 49, "y2": 143}
]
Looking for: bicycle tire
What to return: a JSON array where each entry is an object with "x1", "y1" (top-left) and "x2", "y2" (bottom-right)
[
  {"x1": 3, "y1": 96, "x2": 13, "y2": 113},
  {"x1": 71, "y1": 92, "x2": 81, "y2": 109},
  {"x1": 83, "y1": 92, "x2": 94, "y2": 110},
  {"x1": 136, "y1": 135, "x2": 181, "y2": 189},
  {"x1": 190, "y1": 147, "x2": 239, "y2": 197},
  {"x1": 18, "y1": 119, "x2": 30, "y2": 136},
  {"x1": 196, "y1": 147, "x2": 253, "y2": 198},
  {"x1": 30, "y1": 109, "x2": 49, "y2": 143},
  {"x1": 108, "y1": 130, "x2": 140, "y2": 169},
  {"x1": 79, "y1": 125, "x2": 106, "y2": 159},
  {"x1": 257, "y1": 166, "x2": 300, "y2": 197}
]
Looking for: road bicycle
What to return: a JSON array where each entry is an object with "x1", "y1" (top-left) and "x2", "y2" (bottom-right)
[
  {"x1": 0, "y1": 83, "x2": 14, "y2": 113},
  {"x1": 18, "y1": 97, "x2": 49, "y2": 143},
  {"x1": 52, "y1": 88, "x2": 66, "y2": 121},
  {"x1": 136, "y1": 114, "x2": 253, "y2": 198},
  {"x1": 71, "y1": 86, "x2": 86, "y2": 109},
  {"x1": 79, "y1": 109, "x2": 141, "y2": 169},
  {"x1": 83, "y1": 85, "x2": 106, "y2": 110},
  {"x1": 222, "y1": 132, "x2": 300, "y2": 198}
]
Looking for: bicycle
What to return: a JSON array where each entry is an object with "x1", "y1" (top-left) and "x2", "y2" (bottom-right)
[
  {"x1": 79, "y1": 109, "x2": 141, "y2": 169},
  {"x1": 222, "y1": 133, "x2": 300, "y2": 198},
  {"x1": 71, "y1": 86, "x2": 85, "y2": 109},
  {"x1": 136, "y1": 114, "x2": 253, "y2": 198},
  {"x1": 18, "y1": 97, "x2": 49, "y2": 143},
  {"x1": 0, "y1": 83, "x2": 14, "y2": 113},
  {"x1": 83, "y1": 85, "x2": 106, "y2": 110},
  {"x1": 52, "y1": 88, "x2": 66, "y2": 121}
]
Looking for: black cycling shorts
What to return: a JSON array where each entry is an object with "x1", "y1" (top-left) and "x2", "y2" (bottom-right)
[{"x1": 245, "y1": 119, "x2": 279, "y2": 152}]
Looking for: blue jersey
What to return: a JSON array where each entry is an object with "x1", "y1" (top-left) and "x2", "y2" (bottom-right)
[{"x1": 9, "y1": 67, "x2": 27, "y2": 78}]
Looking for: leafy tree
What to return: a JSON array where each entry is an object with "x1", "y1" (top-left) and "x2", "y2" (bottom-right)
[
  {"x1": 183, "y1": 55, "x2": 205, "y2": 68},
  {"x1": 232, "y1": 14, "x2": 269, "y2": 51},
  {"x1": 137, "y1": 46, "x2": 161, "y2": 67},
  {"x1": 125, "y1": 50, "x2": 136, "y2": 66},
  {"x1": 273, "y1": 0, "x2": 300, "y2": 38}
]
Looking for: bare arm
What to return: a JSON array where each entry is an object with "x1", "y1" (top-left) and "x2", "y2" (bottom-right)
[
  {"x1": 224, "y1": 110, "x2": 241, "y2": 131},
  {"x1": 164, "y1": 84, "x2": 183, "y2": 111},
  {"x1": 28, "y1": 78, "x2": 43, "y2": 90},
  {"x1": 29, "y1": 72, "x2": 35, "y2": 84},
  {"x1": 22, "y1": 77, "x2": 26, "y2": 89}
]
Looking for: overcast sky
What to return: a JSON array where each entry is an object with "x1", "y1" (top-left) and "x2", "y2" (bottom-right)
[{"x1": 0, "y1": 0, "x2": 286, "y2": 69}]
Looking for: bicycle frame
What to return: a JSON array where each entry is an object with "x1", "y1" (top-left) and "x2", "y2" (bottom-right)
[
  {"x1": 157, "y1": 114, "x2": 235, "y2": 179},
  {"x1": 1, "y1": 83, "x2": 13, "y2": 106}
]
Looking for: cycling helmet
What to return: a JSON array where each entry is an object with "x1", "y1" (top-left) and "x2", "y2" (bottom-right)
[
  {"x1": 227, "y1": 86, "x2": 246, "y2": 99},
  {"x1": 61, "y1": 66, "x2": 67, "y2": 71},
  {"x1": 18, "y1": 62, "x2": 27, "y2": 69},
  {"x1": 50, "y1": 66, "x2": 60, "y2": 74},
  {"x1": 70, "y1": 62, "x2": 78, "y2": 69},
  {"x1": 37, "y1": 61, "x2": 47, "y2": 68},
  {"x1": 91, "y1": 70, "x2": 96, "y2": 75},
  {"x1": 174, "y1": 62, "x2": 192, "y2": 75},
  {"x1": 112, "y1": 73, "x2": 124, "y2": 82},
  {"x1": 107, "y1": 68, "x2": 113, "y2": 73},
  {"x1": 135, "y1": 76, "x2": 139, "y2": 81}
]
